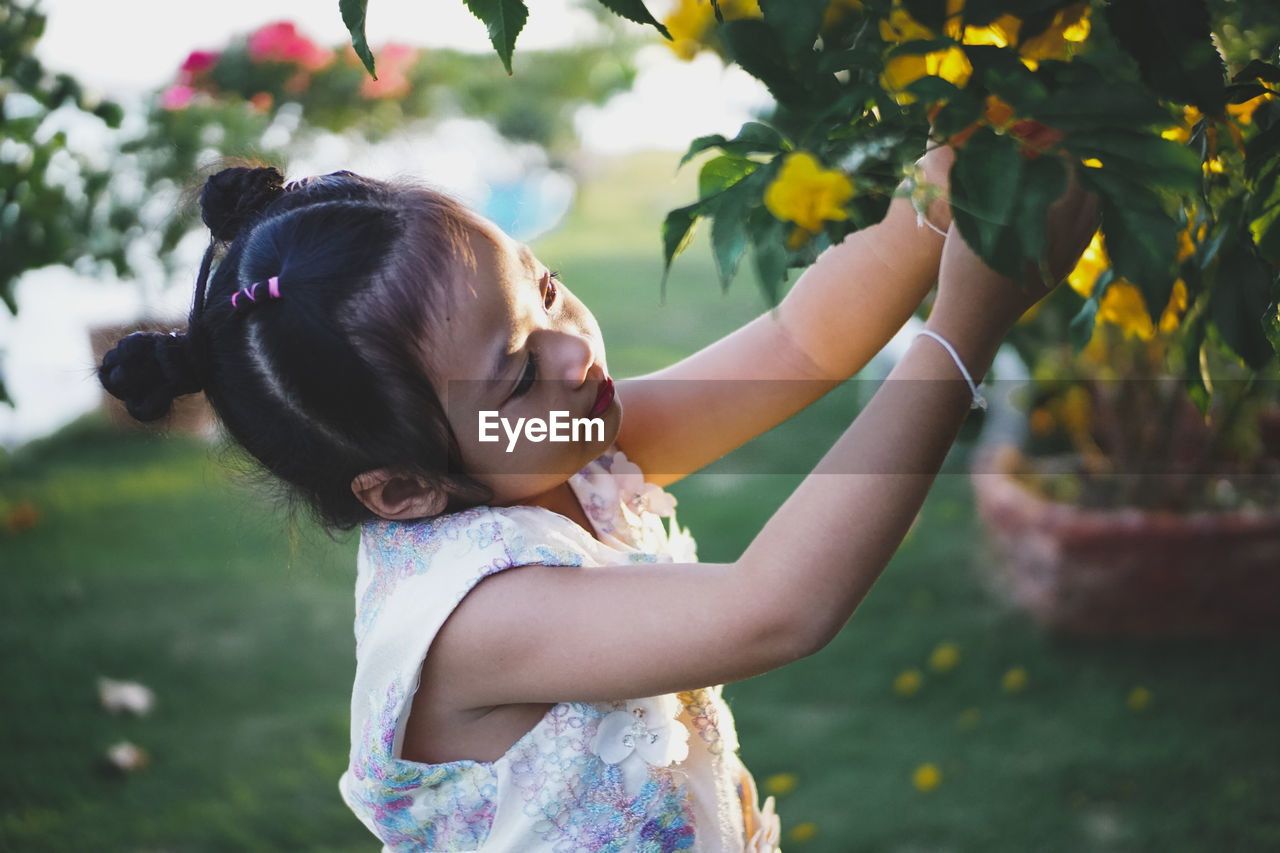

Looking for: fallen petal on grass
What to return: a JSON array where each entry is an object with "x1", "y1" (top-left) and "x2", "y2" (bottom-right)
[
  {"x1": 98, "y1": 678, "x2": 156, "y2": 716},
  {"x1": 105, "y1": 741, "x2": 149, "y2": 773}
]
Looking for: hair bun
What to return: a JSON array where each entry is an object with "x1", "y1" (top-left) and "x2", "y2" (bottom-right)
[
  {"x1": 200, "y1": 166, "x2": 285, "y2": 243},
  {"x1": 98, "y1": 332, "x2": 206, "y2": 422}
]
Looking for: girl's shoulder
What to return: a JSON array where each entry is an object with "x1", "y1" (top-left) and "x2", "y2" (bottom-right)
[{"x1": 354, "y1": 503, "x2": 592, "y2": 646}]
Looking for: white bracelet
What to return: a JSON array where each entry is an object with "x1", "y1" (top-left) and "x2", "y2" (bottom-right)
[
  {"x1": 915, "y1": 330, "x2": 987, "y2": 411},
  {"x1": 916, "y1": 209, "x2": 948, "y2": 239}
]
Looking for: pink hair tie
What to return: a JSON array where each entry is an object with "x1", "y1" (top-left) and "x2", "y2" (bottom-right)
[{"x1": 230, "y1": 276, "x2": 283, "y2": 310}]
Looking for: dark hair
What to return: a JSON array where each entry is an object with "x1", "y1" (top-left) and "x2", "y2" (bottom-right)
[{"x1": 99, "y1": 166, "x2": 489, "y2": 528}]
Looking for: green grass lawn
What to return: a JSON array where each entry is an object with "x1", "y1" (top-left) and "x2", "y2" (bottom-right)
[{"x1": 3, "y1": 151, "x2": 1278, "y2": 852}]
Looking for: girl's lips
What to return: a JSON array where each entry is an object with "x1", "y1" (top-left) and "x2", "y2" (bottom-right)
[{"x1": 588, "y1": 377, "x2": 614, "y2": 418}]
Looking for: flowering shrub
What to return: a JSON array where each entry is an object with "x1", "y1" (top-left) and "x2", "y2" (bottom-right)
[
  {"x1": 340, "y1": 0, "x2": 1280, "y2": 394},
  {"x1": 119, "y1": 19, "x2": 637, "y2": 263},
  {"x1": 0, "y1": 1, "x2": 130, "y2": 402}
]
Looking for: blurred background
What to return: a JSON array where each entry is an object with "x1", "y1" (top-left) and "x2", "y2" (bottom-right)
[{"x1": 2, "y1": 1, "x2": 1278, "y2": 851}]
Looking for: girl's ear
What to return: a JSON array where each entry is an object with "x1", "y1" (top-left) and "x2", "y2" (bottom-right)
[{"x1": 351, "y1": 469, "x2": 450, "y2": 520}]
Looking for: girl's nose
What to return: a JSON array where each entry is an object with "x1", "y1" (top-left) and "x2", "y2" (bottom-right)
[{"x1": 532, "y1": 329, "x2": 594, "y2": 386}]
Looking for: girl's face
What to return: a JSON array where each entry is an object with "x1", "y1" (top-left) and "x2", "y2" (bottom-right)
[{"x1": 431, "y1": 217, "x2": 621, "y2": 508}]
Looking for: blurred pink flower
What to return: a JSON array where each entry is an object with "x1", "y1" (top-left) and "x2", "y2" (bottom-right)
[
  {"x1": 180, "y1": 50, "x2": 219, "y2": 74},
  {"x1": 248, "y1": 21, "x2": 334, "y2": 71},
  {"x1": 160, "y1": 84, "x2": 196, "y2": 110},
  {"x1": 361, "y1": 44, "x2": 419, "y2": 100}
]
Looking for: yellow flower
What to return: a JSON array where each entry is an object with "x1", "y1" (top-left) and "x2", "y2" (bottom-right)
[
  {"x1": 878, "y1": 1, "x2": 974, "y2": 101},
  {"x1": 1096, "y1": 282, "x2": 1157, "y2": 340},
  {"x1": 1068, "y1": 229, "x2": 1190, "y2": 338},
  {"x1": 1127, "y1": 686, "x2": 1152, "y2": 712},
  {"x1": 912, "y1": 763, "x2": 942, "y2": 792},
  {"x1": 929, "y1": 641, "x2": 962, "y2": 673},
  {"x1": 1017, "y1": 1, "x2": 1091, "y2": 61},
  {"x1": 663, "y1": 0, "x2": 762, "y2": 61},
  {"x1": 764, "y1": 152, "x2": 854, "y2": 233},
  {"x1": 962, "y1": 15, "x2": 1020, "y2": 48},
  {"x1": 893, "y1": 668, "x2": 924, "y2": 697},
  {"x1": 1227, "y1": 90, "x2": 1275, "y2": 126},
  {"x1": 1158, "y1": 278, "x2": 1189, "y2": 333},
  {"x1": 1162, "y1": 105, "x2": 1203, "y2": 144},
  {"x1": 881, "y1": 46, "x2": 972, "y2": 102},
  {"x1": 788, "y1": 822, "x2": 819, "y2": 843},
  {"x1": 1067, "y1": 230, "x2": 1108, "y2": 299},
  {"x1": 1002, "y1": 666, "x2": 1028, "y2": 693},
  {"x1": 764, "y1": 772, "x2": 799, "y2": 796},
  {"x1": 879, "y1": 4, "x2": 937, "y2": 43},
  {"x1": 1081, "y1": 157, "x2": 1103, "y2": 168},
  {"x1": 1176, "y1": 222, "x2": 1202, "y2": 262}
]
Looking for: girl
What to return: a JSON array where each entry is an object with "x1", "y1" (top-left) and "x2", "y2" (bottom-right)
[{"x1": 99, "y1": 153, "x2": 1094, "y2": 852}]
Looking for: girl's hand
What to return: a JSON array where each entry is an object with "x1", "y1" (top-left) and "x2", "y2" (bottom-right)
[
  {"x1": 914, "y1": 143, "x2": 955, "y2": 233},
  {"x1": 927, "y1": 172, "x2": 1097, "y2": 378}
]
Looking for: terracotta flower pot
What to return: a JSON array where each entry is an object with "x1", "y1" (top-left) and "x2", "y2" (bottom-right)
[
  {"x1": 971, "y1": 446, "x2": 1280, "y2": 637},
  {"x1": 88, "y1": 322, "x2": 216, "y2": 437}
]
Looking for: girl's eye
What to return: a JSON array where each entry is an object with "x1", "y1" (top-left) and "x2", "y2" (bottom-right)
[
  {"x1": 512, "y1": 351, "x2": 538, "y2": 398},
  {"x1": 543, "y1": 271, "x2": 559, "y2": 310}
]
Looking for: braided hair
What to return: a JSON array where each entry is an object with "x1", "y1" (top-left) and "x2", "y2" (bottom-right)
[{"x1": 98, "y1": 166, "x2": 489, "y2": 527}]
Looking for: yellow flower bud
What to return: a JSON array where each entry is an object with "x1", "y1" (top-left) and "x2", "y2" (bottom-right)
[
  {"x1": 788, "y1": 822, "x2": 819, "y2": 843},
  {"x1": 764, "y1": 772, "x2": 799, "y2": 796},
  {"x1": 913, "y1": 763, "x2": 942, "y2": 791},
  {"x1": 929, "y1": 641, "x2": 962, "y2": 673},
  {"x1": 1002, "y1": 666, "x2": 1028, "y2": 693},
  {"x1": 893, "y1": 668, "x2": 924, "y2": 697}
]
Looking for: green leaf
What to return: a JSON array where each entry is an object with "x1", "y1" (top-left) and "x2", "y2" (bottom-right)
[
  {"x1": 1033, "y1": 71, "x2": 1171, "y2": 132},
  {"x1": 949, "y1": 128, "x2": 1026, "y2": 278},
  {"x1": 595, "y1": 0, "x2": 670, "y2": 39},
  {"x1": 1244, "y1": 122, "x2": 1280, "y2": 183},
  {"x1": 1, "y1": 277, "x2": 17, "y2": 314},
  {"x1": 731, "y1": 121, "x2": 786, "y2": 153},
  {"x1": 661, "y1": 201, "x2": 703, "y2": 291},
  {"x1": 749, "y1": 212, "x2": 789, "y2": 305},
  {"x1": 1212, "y1": 241, "x2": 1276, "y2": 369},
  {"x1": 1013, "y1": 154, "x2": 1068, "y2": 280},
  {"x1": 1105, "y1": 0, "x2": 1226, "y2": 115},
  {"x1": 1098, "y1": 194, "x2": 1179, "y2": 325},
  {"x1": 720, "y1": 19, "x2": 823, "y2": 107},
  {"x1": 928, "y1": 90, "x2": 984, "y2": 138},
  {"x1": 1070, "y1": 268, "x2": 1115, "y2": 353},
  {"x1": 1265, "y1": 302, "x2": 1280, "y2": 361},
  {"x1": 759, "y1": 0, "x2": 826, "y2": 56},
  {"x1": 698, "y1": 155, "x2": 757, "y2": 199},
  {"x1": 702, "y1": 168, "x2": 771, "y2": 290},
  {"x1": 1233, "y1": 59, "x2": 1280, "y2": 86},
  {"x1": 463, "y1": 0, "x2": 529, "y2": 75},
  {"x1": 898, "y1": 0, "x2": 948, "y2": 32},
  {"x1": 679, "y1": 134, "x2": 731, "y2": 168},
  {"x1": 1069, "y1": 131, "x2": 1201, "y2": 193},
  {"x1": 678, "y1": 122, "x2": 785, "y2": 169},
  {"x1": 340, "y1": 0, "x2": 377, "y2": 78},
  {"x1": 984, "y1": 64, "x2": 1049, "y2": 111},
  {"x1": 710, "y1": 208, "x2": 748, "y2": 291}
]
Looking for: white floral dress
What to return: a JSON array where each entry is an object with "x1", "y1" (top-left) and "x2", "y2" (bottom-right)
[{"x1": 339, "y1": 449, "x2": 781, "y2": 852}]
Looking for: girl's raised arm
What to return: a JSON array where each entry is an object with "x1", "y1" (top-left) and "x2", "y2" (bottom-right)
[
  {"x1": 419, "y1": 183, "x2": 1096, "y2": 735},
  {"x1": 616, "y1": 146, "x2": 955, "y2": 486}
]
